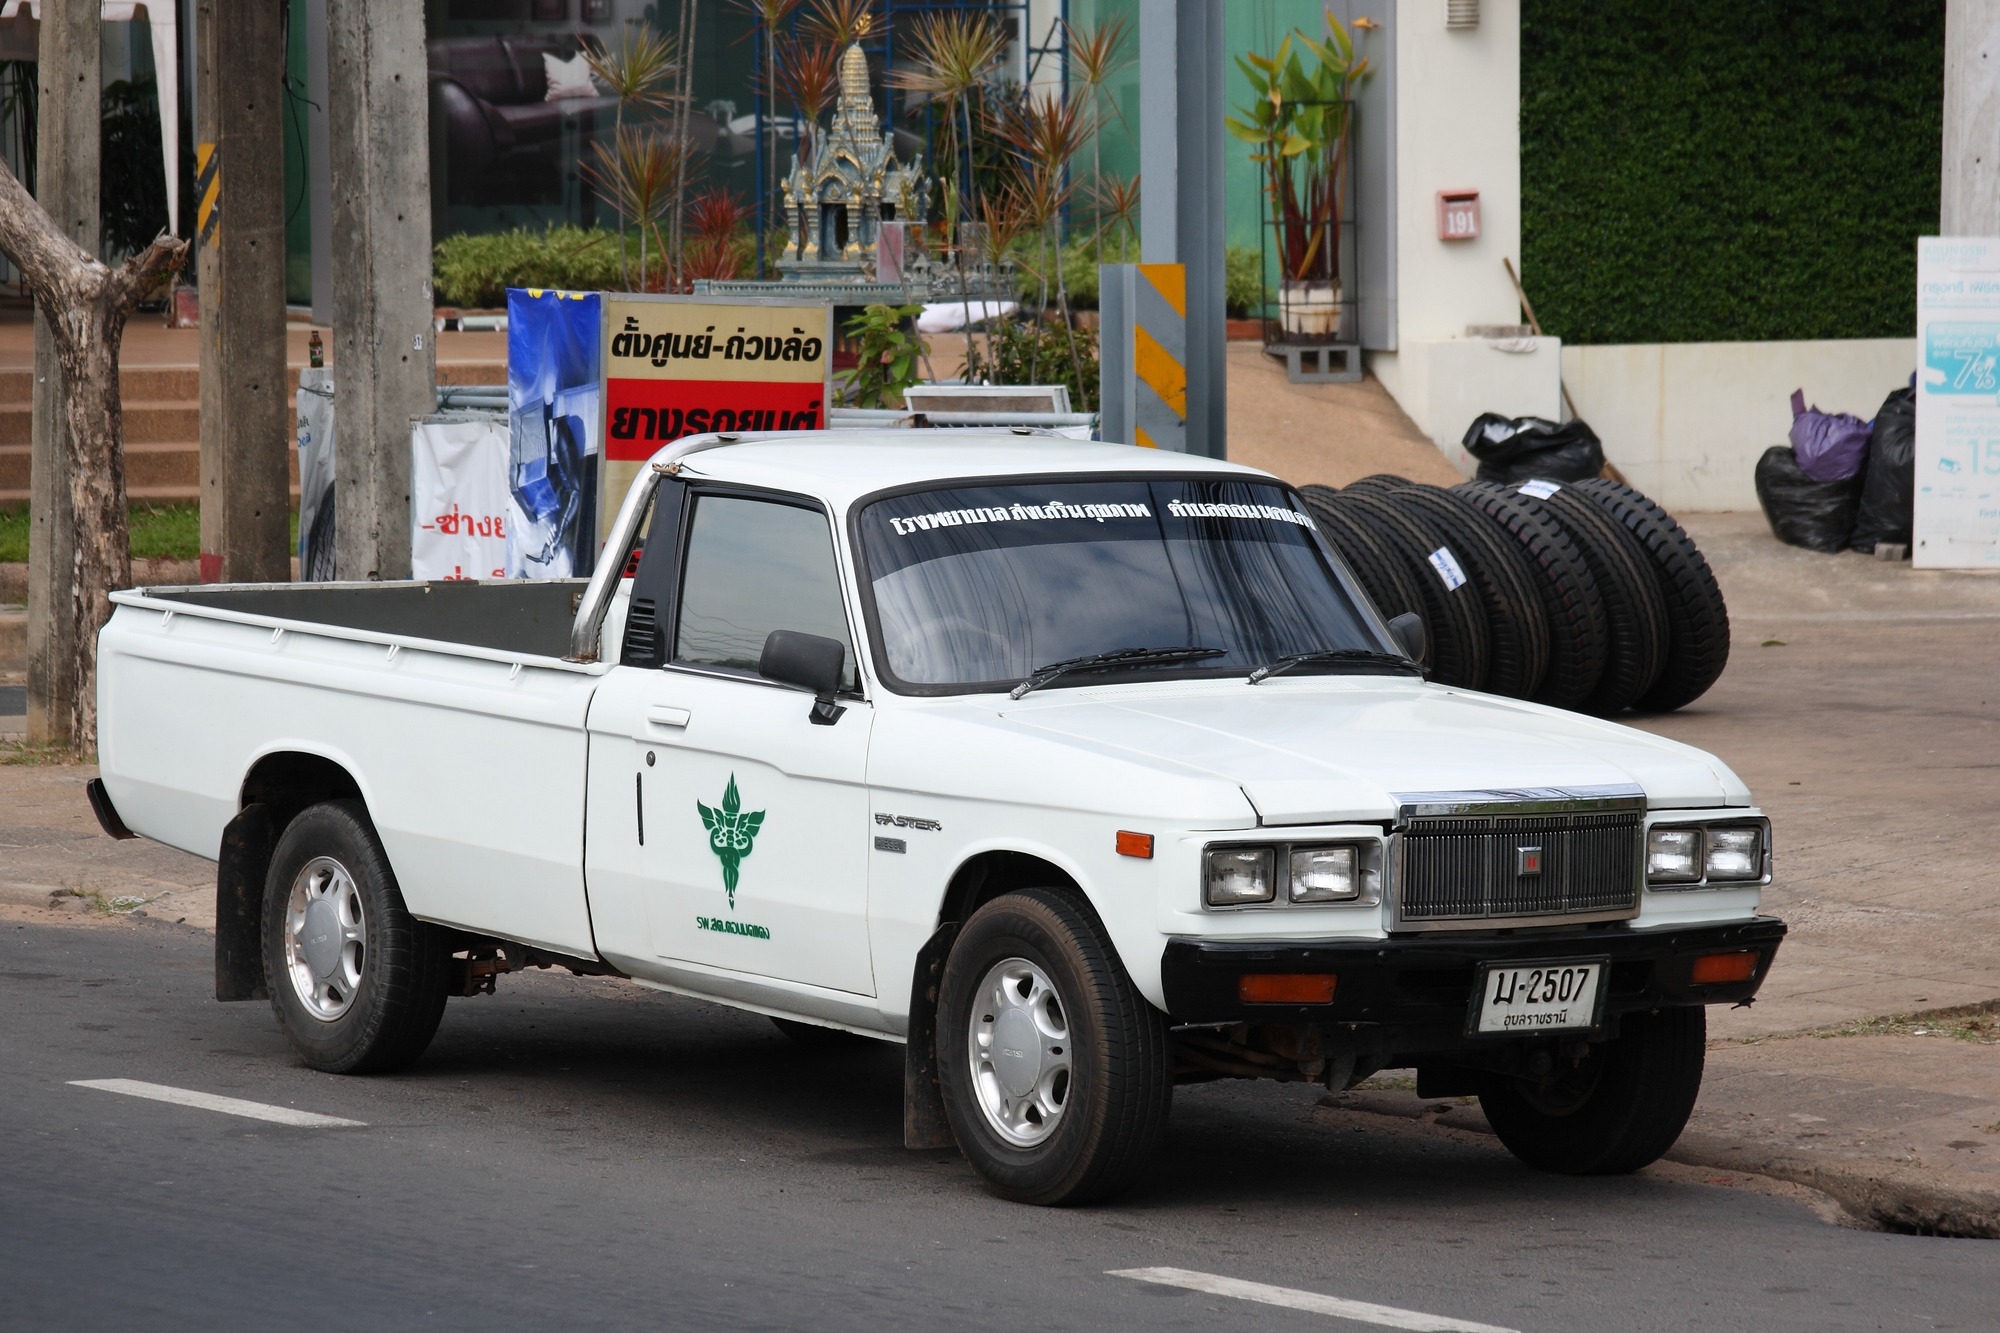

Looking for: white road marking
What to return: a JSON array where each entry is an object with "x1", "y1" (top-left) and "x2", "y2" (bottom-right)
[
  {"x1": 69, "y1": 1079, "x2": 366, "y2": 1128},
  {"x1": 1108, "y1": 1268, "x2": 1518, "y2": 1333}
]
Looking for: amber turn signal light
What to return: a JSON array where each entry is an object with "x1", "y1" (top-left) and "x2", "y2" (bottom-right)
[
  {"x1": 1691, "y1": 951, "x2": 1758, "y2": 984},
  {"x1": 1116, "y1": 830, "x2": 1154, "y2": 859},
  {"x1": 1238, "y1": 973, "x2": 1337, "y2": 1005}
]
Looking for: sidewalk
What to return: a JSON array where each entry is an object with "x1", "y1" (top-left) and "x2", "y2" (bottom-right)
[{"x1": 4, "y1": 511, "x2": 1997, "y2": 1236}]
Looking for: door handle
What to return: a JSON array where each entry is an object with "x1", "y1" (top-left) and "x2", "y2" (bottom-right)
[{"x1": 645, "y1": 705, "x2": 692, "y2": 729}]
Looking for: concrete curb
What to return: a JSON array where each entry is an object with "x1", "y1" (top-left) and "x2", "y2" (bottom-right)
[
  {"x1": 1664, "y1": 1130, "x2": 2000, "y2": 1240},
  {"x1": 1329, "y1": 1090, "x2": 2000, "y2": 1240}
]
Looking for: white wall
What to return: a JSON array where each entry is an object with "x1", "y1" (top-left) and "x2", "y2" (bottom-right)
[
  {"x1": 1563, "y1": 339, "x2": 1917, "y2": 512},
  {"x1": 1369, "y1": 0, "x2": 1556, "y2": 461}
]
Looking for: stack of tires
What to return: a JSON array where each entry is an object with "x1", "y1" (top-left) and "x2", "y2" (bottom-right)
[{"x1": 1297, "y1": 476, "x2": 1730, "y2": 715}]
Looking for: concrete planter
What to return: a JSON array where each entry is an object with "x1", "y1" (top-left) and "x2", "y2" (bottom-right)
[{"x1": 1279, "y1": 278, "x2": 1341, "y2": 339}]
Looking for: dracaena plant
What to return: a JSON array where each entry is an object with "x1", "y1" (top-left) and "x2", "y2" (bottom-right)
[{"x1": 1226, "y1": 8, "x2": 1371, "y2": 287}]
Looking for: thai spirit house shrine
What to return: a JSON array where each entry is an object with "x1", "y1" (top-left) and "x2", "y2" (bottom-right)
[{"x1": 694, "y1": 42, "x2": 1016, "y2": 305}]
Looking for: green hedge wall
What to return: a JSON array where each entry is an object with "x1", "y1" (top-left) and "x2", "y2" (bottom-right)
[{"x1": 1521, "y1": 1, "x2": 1943, "y2": 345}]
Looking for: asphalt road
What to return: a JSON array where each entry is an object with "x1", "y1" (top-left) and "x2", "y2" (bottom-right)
[{"x1": 3, "y1": 917, "x2": 1993, "y2": 1333}]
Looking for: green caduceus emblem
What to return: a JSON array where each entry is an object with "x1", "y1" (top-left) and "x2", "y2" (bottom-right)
[{"x1": 696, "y1": 774, "x2": 765, "y2": 910}]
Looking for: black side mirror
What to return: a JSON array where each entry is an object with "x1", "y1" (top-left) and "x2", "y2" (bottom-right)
[
  {"x1": 760, "y1": 630, "x2": 848, "y2": 725},
  {"x1": 1386, "y1": 612, "x2": 1429, "y2": 670}
]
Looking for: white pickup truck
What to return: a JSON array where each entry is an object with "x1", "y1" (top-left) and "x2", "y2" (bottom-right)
[{"x1": 93, "y1": 431, "x2": 1783, "y2": 1205}]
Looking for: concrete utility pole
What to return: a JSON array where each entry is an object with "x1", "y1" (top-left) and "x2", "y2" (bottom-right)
[
  {"x1": 326, "y1": 0, "x2": 435, "y2": 582},
  {"x1": 195, "y1": 0, "x2": 292, "y2": 585},
  {"x1": 1137, "y1": 0, "x2": 1227, "y2": 460},
  {"x1": 26, "y1": 0, "x2": 98, "y2": 743},
  {"x1": 1943, "y1": 0, "x2": 2000, "y2": 234}
]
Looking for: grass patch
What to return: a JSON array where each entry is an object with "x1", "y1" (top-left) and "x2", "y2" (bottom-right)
[
  {"x1": 0, "y1": 504, "x2": 299, "y2": 564},
  {"x1": 1726, "y1": 999, "x2": 2000, "y2": 1048},
  {"x1": 0, "y1": 738, "x2": 85, "y2": 766}
]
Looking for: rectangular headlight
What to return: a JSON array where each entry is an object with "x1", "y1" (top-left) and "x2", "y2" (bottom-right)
[
  {"x1": 1704, "y1": 825, "x2": 1763, "y2": 881},
  {"x1": 1647, "y1": 826, "x2": 1703, "y2": 884},
  {"x1": 1205, "y1": 847, "x2": 1275, "y2": 905},
  {"x1": 1290, "y1": 845, "x2": 1360, "y2": 902}
]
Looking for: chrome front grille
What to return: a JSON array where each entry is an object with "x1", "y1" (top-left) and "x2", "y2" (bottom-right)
[{"x1": 1393, "y1": 793, "x2": 1644, "y2": 929}]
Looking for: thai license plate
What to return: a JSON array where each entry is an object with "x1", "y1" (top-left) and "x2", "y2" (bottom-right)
[{"x1": 1469, "y1": 959, "x2": 1606, "y2": 1036}]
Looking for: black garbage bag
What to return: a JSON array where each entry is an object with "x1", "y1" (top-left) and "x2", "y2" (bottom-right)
[
  {"x1": 1462, "y1": 413, "x2": 1606, "y2": 484},
  {"x1": 1849, "y1": 385, "x2": 1916, "y2": 554},
  {"x1": 1755, "y1": 445, "x2": 1861, "y2": 553}
]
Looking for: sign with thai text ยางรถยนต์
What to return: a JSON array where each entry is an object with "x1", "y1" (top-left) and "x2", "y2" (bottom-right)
[{"x1": 599, "y1": 295, "x2": 834, "y2": 543}]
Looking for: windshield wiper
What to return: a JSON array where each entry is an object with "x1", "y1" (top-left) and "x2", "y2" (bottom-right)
[
  {"x1": 1247, "y1": 648, "x2": 1421, "y2": 685},
  {"x1": 1010, "y1": 646, "x2": 1227, "y2": 699}
]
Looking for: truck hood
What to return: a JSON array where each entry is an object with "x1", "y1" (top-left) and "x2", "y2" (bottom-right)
[{"x1": 998, "y1": 679, "x2": 1742, "y2": 824}]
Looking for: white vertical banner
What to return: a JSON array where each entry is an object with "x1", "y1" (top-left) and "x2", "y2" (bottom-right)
[
  {"x1": 296, "y1": 368, "x2": 337, "y2": 580},
  {"x1": 410, "y1": 416, "x2": 510, "y2": 581},
  {"x1": 1915, "y1": 237, "x2": 2000, "y2": 568}
]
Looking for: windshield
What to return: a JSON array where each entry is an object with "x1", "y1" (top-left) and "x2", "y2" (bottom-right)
[{"x1": 856, "y1": 476, "x2": 1387, "y2": 693}]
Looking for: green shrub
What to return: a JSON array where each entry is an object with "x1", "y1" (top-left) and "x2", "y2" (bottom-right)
[
  {"x1": 1042, "y1": 236, "x2": 1259, "y2": 317},
  {"x1": 432, "y1": 226, "x2": 632, "y2": 308},
  {"x1": 0, "y1": 503, "x2": 297, "y2": 564},
  {"x1": 1522, "y1": 0, "x2": 1943, "y2": 344},
  {"x1": 966, "y1": 318, "x2": 1100, "y2": 414}
]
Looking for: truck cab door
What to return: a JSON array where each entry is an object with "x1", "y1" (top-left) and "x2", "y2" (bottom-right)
[{"x1": 585, "y1": 484, "x2": 875, "y2": 997}]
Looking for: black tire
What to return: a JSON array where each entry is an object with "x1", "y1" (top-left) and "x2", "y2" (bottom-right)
[
  {"x1": 1455, "y1": 483, "x2": 1608, "y2": 709},
  {"x1": 1339, "y1": 489, "x2": 1490, "y2": 689},
  {"x1": 1302, "y1": 490, "x2": 1428, "y2": 628},
  {"x1": 1343, "y1": 472, "x2": 1414, "y2": 496},
  {"x1": 1479, "y1": 1006, "x2": 1706, "y2": 1175},
  {"x1": 1525, "y1": 484, "x2": 1671, "y2": 714},
  {"x1": 771, "y1": 1016, "x2": 879, "y2": 1049},
  {"x1": 1395, "y1": 485, "x2": 1551, "y2": 699},
  {"x1": 1572, "y1": 479, "x2": 1732, "y2": 712},
  {"x1": 262, "y1": 800, "x2": 450, "y2": 1074},
  {"x1": 935, "y1": 889, "x2": 1172, "y2": 1206}
]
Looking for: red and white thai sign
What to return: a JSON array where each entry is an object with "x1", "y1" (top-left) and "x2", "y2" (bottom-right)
[{"x1": 599, "y1": 295, "x2": 834, "y2": 543}]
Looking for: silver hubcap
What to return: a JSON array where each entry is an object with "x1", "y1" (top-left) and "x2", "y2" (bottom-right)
[
  {"x1": 284, "y1": 855, "x2": 366, "y2": 1021},
  {"x1": 966, "y1": 957, "x2": 1072, "y2": 1147}
]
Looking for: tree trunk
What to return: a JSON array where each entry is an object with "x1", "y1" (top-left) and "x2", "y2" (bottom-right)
[{"x1": 0, "y1": 162, "x2": 185, "y2": 751}]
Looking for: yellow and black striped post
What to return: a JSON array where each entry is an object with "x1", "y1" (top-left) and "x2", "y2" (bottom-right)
[
  {"x1": 195, "y1": 142, "x2": 220, "y2": 248},
  {"x1": 1099, "y1": 263, "x2": 1189, "y2": 451}
]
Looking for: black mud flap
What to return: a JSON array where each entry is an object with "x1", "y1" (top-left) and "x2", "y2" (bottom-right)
[
  {"x1": 903, "y1": 921, "x2": 960, "y2": 1151},
  {"x1": 85, "y1": 779, "x2": 136, "y2": 840},
  {"x1": 215, "y1": 804, "x2": 279, "y2": 1002}
]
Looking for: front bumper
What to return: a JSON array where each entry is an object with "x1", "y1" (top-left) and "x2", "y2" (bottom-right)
[{"x1": 1160, "y1": 915, "x2": 1786, "y2": 1030}]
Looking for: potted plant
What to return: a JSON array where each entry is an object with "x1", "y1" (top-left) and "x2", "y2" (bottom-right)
[{"x1": 1227, "y1": 11, "x2": 1370, "y2": 340}]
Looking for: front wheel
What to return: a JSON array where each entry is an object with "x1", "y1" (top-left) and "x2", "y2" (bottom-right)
[
  {"x1": 262, "y1": 800, "x2": 450, "y2": 1074},
  {"x1": 1479, "y1": 1006, "x2": 1706, "y2": 1175},
  {"x1": 935, "y1": 889, "x2": 1172, "y2": 1206}
]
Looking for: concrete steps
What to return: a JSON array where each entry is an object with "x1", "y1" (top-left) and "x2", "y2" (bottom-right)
[{"x1": 0, "y1": 361, "x2": 507, "y2": 505}]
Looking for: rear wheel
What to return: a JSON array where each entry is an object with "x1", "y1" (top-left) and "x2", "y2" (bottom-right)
[
  {"x1": 936, "y1": 889, "x2": 1172, "y2": 1205},
  {"x1": 262, "y1": 800, "x2": 450, "y2": 1074},
  {"x1": 1479, "y1": 1006, "x2": 1706, "y2": 1175}
]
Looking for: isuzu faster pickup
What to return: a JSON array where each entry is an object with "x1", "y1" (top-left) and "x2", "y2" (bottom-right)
[{"x1": 93, "y1": 431, "x2": 1783, "y2": 1204}]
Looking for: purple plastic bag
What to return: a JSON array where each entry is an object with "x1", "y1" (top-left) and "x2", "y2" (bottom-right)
[{"x1": 1787, "y1": 388, "x2": 1871, "y2": 483}]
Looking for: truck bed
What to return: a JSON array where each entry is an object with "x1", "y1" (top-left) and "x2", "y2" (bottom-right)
[
  {"x1": 98, "y1": 578, "x2": 624, "y2": 960},
  {"x1": 144, "y1": 578, "x2": 592, "y2": 660}
]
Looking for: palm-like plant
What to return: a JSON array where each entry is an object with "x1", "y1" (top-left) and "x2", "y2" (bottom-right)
[
  {"x1": 582, "y1": 24, "x2": 679, "y2": 289},
  {"x1": 802, "y1": 0, "x2": 879, "y2": 47},
  {"x1": 777, "y1": 36, "x2": 843, "y2": 161},
  {"x1": 888, "y1": 9, "x2": 1007, "y2": 221},
  {"x1": 1226, "y1": 8, "x2": 1371, "y2": 337},
  {"x1": 683, "y1": 188, "x2": 752, "y2": 282},
  {"x1": 1092, "y1": 173, "x2": 1140, "y2": 247},
  {"x1": 733, "y1": 0, "x2": 803, "y2": 277},
  {"x1": 581, "y1": 124, "x2": 697, "y2": 292},
  {"x1": 1062, "y1": 16, "x2": 1130, "y2": 262}
]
